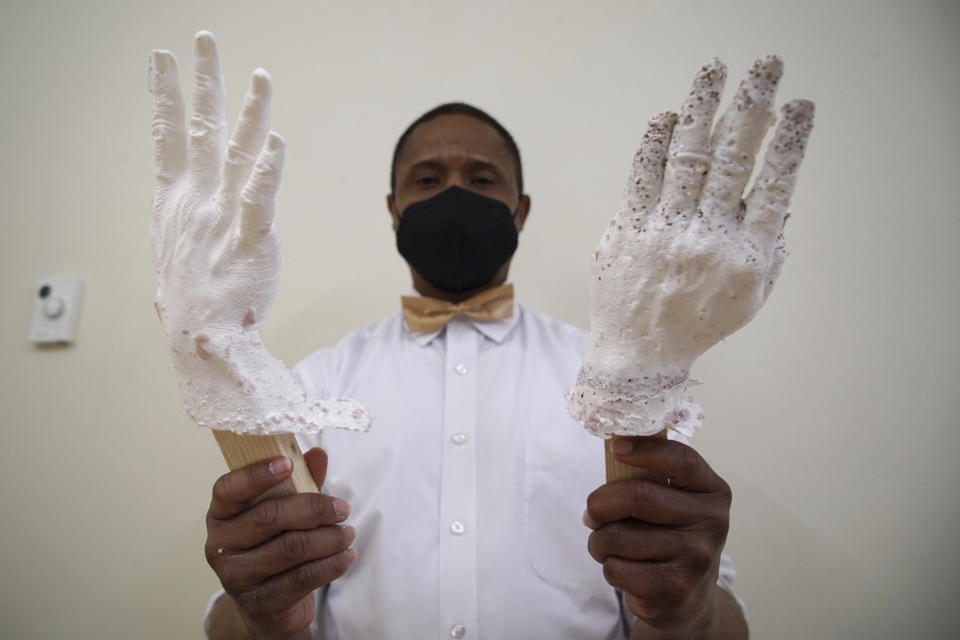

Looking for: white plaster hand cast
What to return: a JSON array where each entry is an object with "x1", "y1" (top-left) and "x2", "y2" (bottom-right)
[
  {"x1": 148, "y1": 32, "x2": 370, "y2": 435},
  {"x1": 568, "y1": 57, "x2": 814, "y2": 438}
]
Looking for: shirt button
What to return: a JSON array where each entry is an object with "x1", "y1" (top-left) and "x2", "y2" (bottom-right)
[
  {"x1": 450, "y1": 521, "x2": 465, "y2": 535},
  {"x1": 450, "y1": 624, "x2": 466, "y2": 638},
  {"x1": 451, "y1": 432, "x2": 468, "y2": 445},
  {"x1": 454, "y1": 363, "x2": 468, "y2": 375}
]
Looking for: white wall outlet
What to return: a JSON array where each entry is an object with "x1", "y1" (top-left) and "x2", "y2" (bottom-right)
[{"x1": 29, "y1": 276, "x2": 84, "y2": 344}]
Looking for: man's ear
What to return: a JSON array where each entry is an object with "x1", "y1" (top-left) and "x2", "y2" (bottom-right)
[
  {"x1": 386, "y1": 194, "x2": 400, "y2": 231},
  {"x1": 515, "y1": 194, "x2": 531, "y2": 231}
]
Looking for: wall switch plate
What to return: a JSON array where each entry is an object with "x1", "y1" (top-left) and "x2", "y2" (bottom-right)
[{"x1": 29, "y1": 276, "x2": 84, "y2": 344}]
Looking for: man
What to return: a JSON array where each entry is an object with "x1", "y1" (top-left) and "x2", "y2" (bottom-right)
[{"x1": 203, "y1": 103, "x2": 747, "y2": 639}]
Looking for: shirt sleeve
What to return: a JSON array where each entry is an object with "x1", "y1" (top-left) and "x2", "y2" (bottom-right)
[{"x1": 202, "y1": 590, "x2": 224, "y2": 639}]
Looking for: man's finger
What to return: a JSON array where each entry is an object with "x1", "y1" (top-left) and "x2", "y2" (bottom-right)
[
  {"x1": 239, "y1": 131, "x2": 285, "y2": 237},
  {"x1": 236, "y1": 549, "x2": 357, "y2": 618},
  {"x1": 586, "y1": 477, "x2": 713, "y2": 527},
  {"x1": 217, "y1": 69, "x2": 273, "y2": 213},
  {"x1": 208, "y1": 456, "x2": 294, "y2": 520},
  {"x1": 221, "y1": 526, "x2": 355, "y2": 589},
  {"x1": 218, "y1": 491, "x2": 351, "y2": 551},
  {"x1": 588, "y1": 520, "x2": 681, "y2": 563},
  {"x1": 744, "y1": 99, "x2": 815, "y2": 247},
  {"x1": 601, "y1": 556, "x2": 688, "y2": 614},
  {"x1": 699, "y1": 56, "x2": 783, "y2": 221},
  {"x1": 148, "y1": 49, "x2": 186, "y2": 184},
  {"x1": 608, "y1": 436, "x2": 722, "y2": 493},
  {"x1": 303, "y1": 448, "x2": 329, "y2": 490},
  {"x1": 188, "y1": 30, "x2": 227, "y2": 192},
  {"x1": 659, "y1": 59, "x2": 727, "y2": 219}
]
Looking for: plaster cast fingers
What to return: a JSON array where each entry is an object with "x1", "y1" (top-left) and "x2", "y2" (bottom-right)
[
  {"x1": 618, "y1": 112, "x2": 677, "y2": 230},
  {"x1": 570, "y1": 56, "x2": 815, "y2": 439},
  {"x1": 240, "y1": 132, "x2": 286, "y2": 237},
  {"x1": 188, "y1": 31, "x2": 228, "y2": 191},
  {"x1": 699, "y1": 56, "x2": 783, "y2": 221},
  {"x1": 745, "y1": 99, "x2": 815, "y2": 247},
  {"x1": 147, "y1": 31, "x2": 373, "y2": 435},
  {"x1": 148, "y1": 49, "x2": 186, "y2": 184},
  {"x1": 763, "y1": 231, "x2": 789, "y2": 302},
  {"x1": 218, "y1": 69, "x2": 273, "y2": 214},
  {"x1": 659, "y1": 59, "x2": 727, "y2": 216}
]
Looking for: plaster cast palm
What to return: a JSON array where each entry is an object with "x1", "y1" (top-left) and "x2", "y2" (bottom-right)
[
  {"x1": 568, "y1": 57, "x2": 814, "y2": 437},
  {"x1": 149, "y1": 32, "x2": 370, "y2": 434}
]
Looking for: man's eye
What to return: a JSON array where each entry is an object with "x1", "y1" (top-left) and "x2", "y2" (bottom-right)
[
  {"x1": 472, "y1": 177, "x2": 493, "y2": 186},
  {"x1": 416, "y1": 176, "x2": 438, "y2": 186}
]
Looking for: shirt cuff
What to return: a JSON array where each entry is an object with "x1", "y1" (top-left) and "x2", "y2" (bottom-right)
[
  {"x1": 203, "y1": 589, "x2": 226, "y2": 639},
  {"x1": 203, "y1": 588, "x2": 324, "y2": 639}
]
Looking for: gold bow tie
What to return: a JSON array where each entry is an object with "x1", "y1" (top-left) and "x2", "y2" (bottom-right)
[{"x1": 401, "y1": 284, "x2": 515, "y2": 334}]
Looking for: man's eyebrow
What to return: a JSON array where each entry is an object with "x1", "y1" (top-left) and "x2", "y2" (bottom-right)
[
  {"x1": 402, "y1": 157, "x2": 508, "y2": 177},
  {"x1": 403, "y1": 159, "x2": 445, "y2": 174},
  {"x1": 463, "y1": 159, "x2": 506, "y2": 175}
]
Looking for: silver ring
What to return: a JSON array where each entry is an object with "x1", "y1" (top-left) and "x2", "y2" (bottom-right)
[
  {"x1": 666, "y1": 477, "x2": 672, "y2": 487},
  {"x1": 217, "y1": 547, "x2": 224, "y2": 554}
]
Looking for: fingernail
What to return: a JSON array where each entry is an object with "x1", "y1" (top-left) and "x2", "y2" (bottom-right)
[
  {"x1": 268, "y1": 456, "x2": 291, "y2": 475},
  {"x1": 344, "y1": 525, "x2": 356, "y2": 544},
  {"x1": 333, "y1": 498, "x2": 351, "y2": 519},
  {"x1": 345, "y1": 547, "x2": 357, "y2": 564},
  {"x1": 613, "y1": 438, "x2": 633, "y2": 455}
]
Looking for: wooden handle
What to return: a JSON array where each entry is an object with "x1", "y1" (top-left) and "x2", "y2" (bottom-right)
[
  {"x1": 212, "y1": 430, "x2": 319, "y2": 501},
  {"x1": 604, "y1": 430, "x2": 669, "y2": 483}
]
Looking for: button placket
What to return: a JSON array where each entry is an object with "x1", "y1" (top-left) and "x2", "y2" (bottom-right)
[{"x1": 438, "y1": 320, "x2": 479, "y2": 639}]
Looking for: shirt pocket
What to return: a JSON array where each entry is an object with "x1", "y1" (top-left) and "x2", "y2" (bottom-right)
[{"x1": 523, "y1": 438, "x2": 612, "y2": 596}]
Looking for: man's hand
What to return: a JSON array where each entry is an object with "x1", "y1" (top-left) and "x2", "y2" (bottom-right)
[
  {"x1": 205, "y1": 448, "x2": 356, "y2": 639},
  {"x1": 148, "y1": 31, "x2": 370, "y2": 435},
  {"x1": 584, "y1": 436, "x2": 744, "y2": 637}
]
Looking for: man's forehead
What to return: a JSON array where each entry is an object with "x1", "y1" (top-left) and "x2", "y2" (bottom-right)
[{"x1": 398, "y1": 114, "x2": 512, "y2": 168}]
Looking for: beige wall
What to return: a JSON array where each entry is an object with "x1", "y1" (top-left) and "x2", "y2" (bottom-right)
[{"x1": 1, "y1": 0, "x2": 957, "y2": 637}]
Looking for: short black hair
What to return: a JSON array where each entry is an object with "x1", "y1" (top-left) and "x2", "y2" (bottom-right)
[{"x1": 390, "y1": 102, "x2": 523, "y2": 195}]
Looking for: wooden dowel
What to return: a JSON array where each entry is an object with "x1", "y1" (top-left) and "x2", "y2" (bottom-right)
[{"x1": 212, "y1": 430, "x2": 318, "y2": 502}]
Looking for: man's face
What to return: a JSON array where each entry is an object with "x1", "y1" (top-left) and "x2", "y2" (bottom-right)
[{"x1": 388, "y1": 114, "x2": 529, "y2": 230}]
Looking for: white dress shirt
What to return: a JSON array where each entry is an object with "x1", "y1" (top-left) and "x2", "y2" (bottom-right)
[
  {"x1": 291, "y1": 303, "x2": 736, "y2": 639},
  {"x1": 204, "y1": 302, "x2": 739, "y2": 639}
]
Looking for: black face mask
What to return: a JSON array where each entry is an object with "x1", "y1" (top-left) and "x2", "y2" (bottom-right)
[{"x1": 396, "y1": 186, "x2": 519, "y2": 293}]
